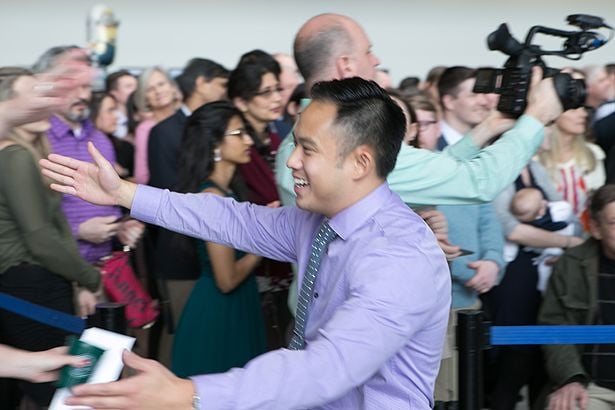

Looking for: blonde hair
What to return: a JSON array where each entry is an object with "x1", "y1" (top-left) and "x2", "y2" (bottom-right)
[
  {"x1": 0, "y1": 69, "x2": 53, "y2": 185},
  {"x1": 538, "y1": 125, "x2": 597, "y2": 182},
  {"x1": 133, "y1": 66, "x2": 177, "y2": 113}
]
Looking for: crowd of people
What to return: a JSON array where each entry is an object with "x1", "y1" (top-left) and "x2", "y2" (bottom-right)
[{"x1": 1, "y1": 11, "x2": 615, "y2": 410}]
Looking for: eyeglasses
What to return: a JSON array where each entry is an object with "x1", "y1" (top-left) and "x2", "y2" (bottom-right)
[
  {"x1": 417, "y1": 120, "x2": 438, "y2": 130},
  {"x1": 253, "y1": 86, "x2": 283, "y2": 99},
  {"x1": 224, "y1": 129, "x2": 250, "y2": 138}
]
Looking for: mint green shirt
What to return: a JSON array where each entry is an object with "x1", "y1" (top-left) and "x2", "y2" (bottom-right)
[{"x1": 275, "y1": 114, "x2": 544, "y2": 207}]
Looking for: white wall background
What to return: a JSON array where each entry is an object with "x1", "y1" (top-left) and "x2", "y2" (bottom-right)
[{"x1": 1, "y1": 0, "x2": 614, "y2": 84}]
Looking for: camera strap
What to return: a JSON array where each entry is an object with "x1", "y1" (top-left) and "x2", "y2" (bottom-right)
[{"x1": 0, "y1": 291, "x2": 85, "y2": 335}]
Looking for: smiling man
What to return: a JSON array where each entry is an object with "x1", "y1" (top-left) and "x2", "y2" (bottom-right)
[{"x1": 41, "y1": 77, "x2": 450, "y2": 410}]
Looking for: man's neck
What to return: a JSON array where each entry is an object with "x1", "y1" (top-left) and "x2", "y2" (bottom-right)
[
  {"x1": 56, "y1": 114, "x2": 82, "y2": 131},
  {"x1": 586, "y1": 95, "x2": 604, "y2": 109},
  {"x1": 325, "y1": 178, "x2": 384, "y2": 219},
  {"x1": 440, "y1": 120, "x2": 465, "y2": 146},
  {"x1": 185, "y1": 95, "x2": 204, "y2": 113},
  {"x1": 442, "y1": 113, "x2": 472, "y2": 135}
]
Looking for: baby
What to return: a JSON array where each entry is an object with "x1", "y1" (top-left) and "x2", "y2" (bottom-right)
[{"x1": 505, "y1": 187, "x2": 575, "y2": 292}]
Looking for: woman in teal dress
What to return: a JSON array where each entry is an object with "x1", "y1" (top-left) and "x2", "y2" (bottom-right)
[{"x1": 171, "y1": 101, "x2": 268, "y2": 376}]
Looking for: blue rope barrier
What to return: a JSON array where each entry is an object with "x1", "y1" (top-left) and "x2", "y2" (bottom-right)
[
  {"x1": 0, "y1": 291, "x2": 85, "y2": 335},
  {"x1": 490, "y1": 325, "x2": 615, "y2": 345}
]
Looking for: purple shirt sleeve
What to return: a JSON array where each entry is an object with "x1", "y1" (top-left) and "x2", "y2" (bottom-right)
[{"x1": 131, "y1": 185, "x2": 298, "y2": 263}]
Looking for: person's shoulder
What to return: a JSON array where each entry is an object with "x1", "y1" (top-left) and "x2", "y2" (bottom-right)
[
  {"x1": 152, "y1": 110, "x2": 184, "y2": 133},
  {"x1": 586, "y1": 142, "x2": 606, "y2": 160},
  {"x1": 0, "y1": 144, "x2": 37, "y2": 173},
  {"x1": 373, "y1": 199, "x2": 430, "y2": 244},
  {"x1": 135, "y1": 119, "x2": 156, "y2": 134},
  {"x1": 0, "y1": 140, "x2": 18, "y2": 152}
]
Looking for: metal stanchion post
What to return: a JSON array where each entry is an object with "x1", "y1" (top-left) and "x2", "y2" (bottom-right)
[
  {"x1": 88, "y1": 302, "x2": 127, "y2": 334},
  {"x1": 457, "y1": 310, "x2": 484, "y2": 410}
]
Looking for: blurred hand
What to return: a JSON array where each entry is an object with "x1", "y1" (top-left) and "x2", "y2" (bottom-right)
[
  {"x1": 76, "y1": 288, "x2": 98, "y2": 317},
  {"x1": 117, "y1": 219, "x2": 145, "y2": 248},
  {"x1": 466, "y1": 260, "x2": 499, "y2": 294},
  {"x1": 266, "y1": 200, "x2": 281, "y2": 208},
  {"x1": 66, "y1": 351, "x2": 195, "y2": 410},
  {"x1": 525, "y1": 66, "x2": 563, "y2": 125},
  {"x1": 3, "y1": 345, "x2": 89, "y2": 383},
  {"x1": 0, "y1": 53, "x2": 92, "y2": 136},
  {"x1": 78, "y1": 215, "x2": 120, "y2": 244},
  {"x1": 418, "y1": 209, "x2": 461, "y2": 261},
  {"x1": 419, "y1": 209, "x2": 448, "y2": 236},
  {"x1": 548, "y1": 382, "x2": 588, "y2": 410},
  {"x1": 439, "y1": 239, "x2": 462, "y2": 261}
]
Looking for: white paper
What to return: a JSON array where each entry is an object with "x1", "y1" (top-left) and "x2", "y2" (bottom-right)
[{"x1": 49, "y1": 327, "x2": 135, "y2": 410}]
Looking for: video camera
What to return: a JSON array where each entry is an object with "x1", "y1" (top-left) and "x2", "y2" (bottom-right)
[{"x1": 473, "y1": 14, "x2": 613, "y2": 117}]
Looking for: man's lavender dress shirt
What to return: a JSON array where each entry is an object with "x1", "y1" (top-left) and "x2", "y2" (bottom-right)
[
  {"x1": 48, "y1": 116, "x2": 121, "y2": 263},
  {"x1": 132, "y1": 183, "x2": 451, "y2": 410}
]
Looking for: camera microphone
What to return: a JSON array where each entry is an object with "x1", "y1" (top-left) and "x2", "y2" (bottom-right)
[{"x1": 573, "y1": 32, "x2": 608, "y2": 52}]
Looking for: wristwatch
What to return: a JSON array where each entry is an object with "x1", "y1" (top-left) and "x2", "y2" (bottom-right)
[{"x1": 192, "y1": 393, "x2": 200, "y2": 410}]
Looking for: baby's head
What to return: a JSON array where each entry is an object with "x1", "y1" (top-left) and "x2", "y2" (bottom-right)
[{"x1": 511, "y1": 187, "x2": 547, "y2": 222}]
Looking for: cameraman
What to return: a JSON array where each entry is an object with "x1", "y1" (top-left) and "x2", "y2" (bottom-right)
[{"x1": 276, "y1": 16, "x2": 563, "y2": 210}]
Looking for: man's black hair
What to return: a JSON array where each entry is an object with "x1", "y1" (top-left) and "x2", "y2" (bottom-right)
[{"x1": 311, "y1": 77, "x2": 405, "y2": 178}]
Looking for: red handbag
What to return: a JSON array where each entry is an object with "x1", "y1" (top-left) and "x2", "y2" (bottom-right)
[{"x1": 100, "y1": 248, "x2": 159, "y2": 328}]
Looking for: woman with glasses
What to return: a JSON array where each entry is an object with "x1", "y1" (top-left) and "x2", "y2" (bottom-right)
[
  {"x1": 227, "y1": 51, "x2": 293, "y2": 348},
  {"x1": 171, "y1": 101, "x2": 268, "y2": 376},
  {"x1": 228, "y1": 50, "x2": 284, "y2": 205},
  {"x1": 408, "y1": 94, "x2": 441, "y2": 150}
]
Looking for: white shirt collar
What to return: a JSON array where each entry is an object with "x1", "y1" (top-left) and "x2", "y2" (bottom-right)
[{"x1": 440, "y1": 121, "x2": 464, "y2": 146}]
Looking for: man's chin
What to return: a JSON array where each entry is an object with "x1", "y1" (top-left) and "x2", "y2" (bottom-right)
[{"x1": 66, "y1": 108, "x2": 91, "y2": 123}]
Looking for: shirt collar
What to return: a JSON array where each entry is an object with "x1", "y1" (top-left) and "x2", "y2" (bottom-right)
[
  {"x1": 440, "y1": 121, "x2": 464, "y2": 146},
  {"x1": 49, "y1": 115, "x2": 95, "y2": 140},
  {"x1": 328, "y1": 182, "x2": 392, "y2": 241},
  {"x1": 180, "y1": 105, "x2": 191, "y2": 117}
]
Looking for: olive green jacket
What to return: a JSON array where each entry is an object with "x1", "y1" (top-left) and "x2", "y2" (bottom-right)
[{"x1": 538, "y1": 238, "x2": 600, "y2": 387}]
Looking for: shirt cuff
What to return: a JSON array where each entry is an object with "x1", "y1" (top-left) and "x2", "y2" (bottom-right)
[
  {"x1": 516, "y1": 114, "x2": 543, "y2": 133},
  {"x1": 130, "y1": 184, "x2": 164, "y2": 225},
  {"x1": 190, "y1": 373, "x2": 237, "y2": 409}
]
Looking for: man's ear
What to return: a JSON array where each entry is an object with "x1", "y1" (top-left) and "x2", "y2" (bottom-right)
[
  {"x1": 441, "y1": 94, "x2": 456, "y2": 112},
  {"x1": 233, "y1": 96, "x2": 248, "y2": 113},
  {"x1": 589, "y1": 218, "x2": 603, "y2": 240},
  {"x1": 350, "y1": 145, "x2": 375, "y2": 179},
  {"x1": 335, "y1": 55, "x2": 354, "y2": 79}
]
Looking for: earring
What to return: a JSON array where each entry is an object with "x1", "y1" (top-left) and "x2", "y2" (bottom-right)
[{"x1": 214, "y1": 148, "x2": 221, "y2": 162}]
